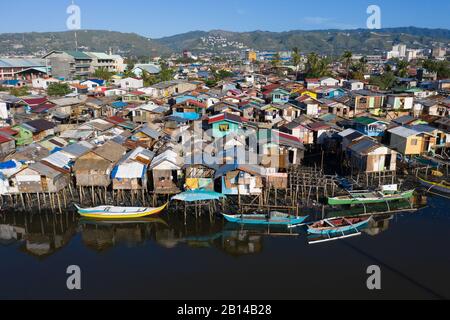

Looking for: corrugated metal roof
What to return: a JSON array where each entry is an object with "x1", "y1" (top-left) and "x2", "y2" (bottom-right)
[
  {"x1": 349, "y1": 139, "x2": 379, "y2": 155},
  {"x1": 388, "y1": 126, "x2": 419, "y2": 138},
  {"x1": 28, "y1": 162, "x2": 63, "y2": 179},
  {"x1": 0, "y1": 58, "x2": 46, "y2": 68},
  {"x1": 62, "y1": 142, "x2": 93, "y2": 158}
]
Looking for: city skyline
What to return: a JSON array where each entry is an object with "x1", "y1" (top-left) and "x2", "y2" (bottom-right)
[{"x1": 1, "y1": 0, "x2": 450, "y2": 38}]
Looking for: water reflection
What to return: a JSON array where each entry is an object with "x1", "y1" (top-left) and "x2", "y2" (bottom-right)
[
  {"x1": 0, "y1": 209, "x2": 402, "y2": 259},
  {"x1": 0, "y1": 192, "x2": 429, "y2": 258},
  {"x1": 0, "y1": 212, "x2": 77, "y2": 259}
]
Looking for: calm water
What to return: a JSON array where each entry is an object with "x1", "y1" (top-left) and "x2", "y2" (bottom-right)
[{"x1": 0, "y1": 195, "x2": 449, "y2": 300}]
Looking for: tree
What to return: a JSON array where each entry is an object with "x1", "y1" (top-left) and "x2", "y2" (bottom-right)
[
  {"x1": 369, "y1": 72, "x2": 397, "y2": 90},
  {"x1": 271, "y1": 53, "x2": 282, "y2": 69},
  {"x1": 423, "y1": 59, "x2": 450, "y2": 79},
  {"x1": 47, "y1": 83, "x2": 72, "y2": 97},
  {"x1": 141, "y1": 70, "x2": 156, "y2": 86},
  {"x1": 392, "y1": 58, "x2": 409, "y2": 77},
  {"x1": 93, "y1": 67, "x2": 113, "y2": 81},
  {"x1": 159, "y1": 64, "x2": 175, "y2": 82},
  {"x1": 292, "y1": 47, "x2": 302, "y2": 80},
  {"x1": 305, "y1": 53, "x2": 331, "y2": 78},
  {"x1": 341, "y1": 51, "x2": 353, "y2": 79},
  {"x1": 350, "y1": 56, "x2": 368, "y2": 80},
  {"x1": 9, "y1": 86, "x2": 30, "y2": 97}
]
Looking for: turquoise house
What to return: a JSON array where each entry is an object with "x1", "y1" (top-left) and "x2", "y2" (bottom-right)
[
  {"x1": 271, "y1": 88, "x2": 290, "y2": 104},
  {"x1": 209, "y1": 113, "x2": 245, "y2": 139},
  {"x1": 316, "y1": 87, "x2": 346, "y2": 99},
  {"x1": 353, "y1": 117, "x2": 388, "y2": 137}
]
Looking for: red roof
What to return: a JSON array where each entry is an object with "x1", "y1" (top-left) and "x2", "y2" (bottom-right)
[
  {"x1": 130, "y1": 91, "x2": 145, "y2": 95},
  {"x1": 208, "y1": 113, "x2": 248, "y2": 125},
  {"x1": 31, "y1": 103, "x2": 55, "y2": 113},
  {"x1": 0, "y1": 127, "x2": 19, "y2": 136},
  {"x1": 275, "y1": 131, "x2": 302, "y2": 143},
  {"x1": 0, "y1": 133, "x2": 13, "y2": 143},
  {"x1": 305, "y1": 78, "x2": 320, "y2": 83},
  {"x1": 106, "y1": 116, "x2": 126, "y2": 124},
  {"x1": 23, "y1": 97, "x2": 48, "y2": 106},
  {"x1": 185, "y1": 99, "x2": 206, "y2": 108}
]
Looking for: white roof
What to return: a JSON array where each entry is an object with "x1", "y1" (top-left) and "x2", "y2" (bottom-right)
[
  {"x1": 338, "y1": 128, "x2": 358, "y2": 137},
  {"x1": 388, "y1": 126, "x2": 419, "y2": 138}
]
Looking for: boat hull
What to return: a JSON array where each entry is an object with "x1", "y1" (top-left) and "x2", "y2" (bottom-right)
[
  {"x1": 328, "y1": 190, "x2": 414, "y2": 206},
  {"x1": 307, "y1": 218, "x2": 370, "y2": 236},
  {"x1": 418, "y1": 178, "x2": 450, "y2": 194},
  {"x1": 76, "y1": 203, "x2": 168, "y2": 219},
  {"x1": 222, "y1": 214, "x2": 308, "y2": 226}
]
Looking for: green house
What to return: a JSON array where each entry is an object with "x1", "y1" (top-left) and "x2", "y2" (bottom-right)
[{"x1": 12, "y1": 126, "x2": 33, "y2": 146}]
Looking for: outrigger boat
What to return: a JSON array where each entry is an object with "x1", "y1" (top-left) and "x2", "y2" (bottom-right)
[
  {"x1": 74, "y1": 203, "x2": 168, "y2": 219},
  {"x1": 418, "y1": 177, "x2": 450, "y2": 194},
  {"x1": 307, "y1": 216, "x2": 372, "y2": 239},
  {"x1": 222, "y1": 212, "x2": 308, "y2": 227},
  {"x1": 328, "y1": 189, "x2": 414, "y2": 206}
]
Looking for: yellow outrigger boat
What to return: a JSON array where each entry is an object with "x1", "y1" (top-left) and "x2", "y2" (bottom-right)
[{"x1": 74, "y1": 202, "x2": 169, "y2": 219}]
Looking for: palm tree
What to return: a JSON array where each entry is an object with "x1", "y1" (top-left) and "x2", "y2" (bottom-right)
[
  {"x1": 341, "y1": 51, "x2": 353, "y2": 79},
  {"x1": 305, "y1": 53, "x2": 331, "y2": 78},
  {"x1": 292, "y1": 47, "x2": 301, "y2": 80},
  {"x1": 394, "y1": 59, "x2": 409, "y2": 78},
  {"x1": 271, "y1": 53, "x2": 282, "y2": 68},
  {"x1": 359, "y1": 56, "x2": 368, "y2": 74}
]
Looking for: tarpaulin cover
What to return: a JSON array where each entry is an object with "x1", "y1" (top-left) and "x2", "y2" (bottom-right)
[
  {"x1": 112, "y1": 162, "x2": 147, "y2": 179},
  {"x1": 0, "y1": 161, "x2": 16, "y2": 170},
  {"x1": 172, "y1": 190, "x2": 226, "y2": 202}
]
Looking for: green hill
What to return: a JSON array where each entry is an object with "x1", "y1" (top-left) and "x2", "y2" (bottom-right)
[{"x1": 1, "y1": 27, "x2": 449, "y2": 58}]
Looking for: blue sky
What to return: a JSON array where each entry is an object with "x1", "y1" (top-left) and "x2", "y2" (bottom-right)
[{"x1": 1, "y1": 0, "x2": 450, "y2": 38}]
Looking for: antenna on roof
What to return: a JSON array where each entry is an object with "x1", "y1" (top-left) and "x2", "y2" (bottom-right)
[{"x1": 73, "y1": 1, "x2": 78, "y2": 51}]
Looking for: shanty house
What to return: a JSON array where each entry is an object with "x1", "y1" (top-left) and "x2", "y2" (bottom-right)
[
  {"x1": 209, "y1": 113, "x2": 247, "y2": 139},
  {"x1": 215, "y1": 164, "x2": 265, "y2": 196},
  {"x1": 352, "y1": 117, "x2": 388, "y2": 137},
  {"x1": 149, "y1": 149, "x2": 183, "y2": 194},
  {"x1": 15, "y1": 161, "x2": 69, "y2": 194},
  {"x1": 0, "y1": 133, "x2": 16, "y2": 158},
  {"x1": 0, "y1": 160, "x2": 24, "y2": 195},
  {"x1": 112, "y1": 147, "x2": 154, "y2": 191},
  {"x1": 20, "y1": 119, "x2": 56, "y2": 142},
  {"x1": 259, "y1": 130, "x2": 305, "y2": 169},
  {"x1": 73, "y1": 141, "x2": 127, "y2": 187},
  {"x1": 270, "y1": 88, "x2": 290, "y2": 104},
  {"x1": 346, "y1": 138, "x2": 397, "y2": 173},
  {"x1": 387, "y1": 126, "x2": 435, "y2": 156}
]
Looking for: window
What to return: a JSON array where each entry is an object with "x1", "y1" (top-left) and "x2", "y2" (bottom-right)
[
  {"x1": 411, "y1": 139, "x2": 418, "y2": 146},
  {"x1": 219, "y1": 124, "x2": 230, "y2": 132}
]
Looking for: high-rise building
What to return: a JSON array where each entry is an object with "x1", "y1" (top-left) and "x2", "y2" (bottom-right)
[
  {"x1": 393, "y1": 44, "x2": 407, "y2": 57},
  {"x1": 246, "y1": 50, "x2": 257, "y2": 62},
  {"x1": 432, "y1": 47, "x2": 447, "y2": 60}
]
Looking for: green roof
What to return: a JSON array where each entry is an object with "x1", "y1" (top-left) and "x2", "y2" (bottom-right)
[
  {"x1": 353, "y1": 116, "x2": 379, "y2": 125},
  {"x1": 65, "y1": 51, "x2": 92, "y2": 60},
  {"x1": 405, "y1": 88, "x2": 423, "y2": 93}
]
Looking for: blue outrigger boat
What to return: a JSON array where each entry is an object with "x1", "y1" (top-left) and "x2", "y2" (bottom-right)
[
  {"x1": 307, "y1": 216, "x2": 372, "y2": 237},
  {"x1": 222, "y1": 212, "x2": 308, "y2": 227}
]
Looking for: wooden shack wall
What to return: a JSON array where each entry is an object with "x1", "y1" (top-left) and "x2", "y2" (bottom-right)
[{"x1": 75, "y1": 171, "x2": 111, "y2": 187}]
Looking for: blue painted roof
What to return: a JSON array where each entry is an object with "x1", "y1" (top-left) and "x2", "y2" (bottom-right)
[{"x1": 112, "y1": 101, "x2": 128, "y2": 108}]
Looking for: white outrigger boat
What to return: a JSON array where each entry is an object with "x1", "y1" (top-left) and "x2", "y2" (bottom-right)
[{"x1": 74, "y1": 203, "x2": 168, "y2": 219}]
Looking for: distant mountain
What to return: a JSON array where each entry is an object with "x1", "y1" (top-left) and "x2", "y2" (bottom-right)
[
  {"x1": 0, "y1": 27, "x2": 449, "y2": 58},
  {"x1": 0, "y1": 30, "x2": 171, "y2": 57},
  {"x1": 155, "y1": 27, "x2": 450, "y2": 55}
]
